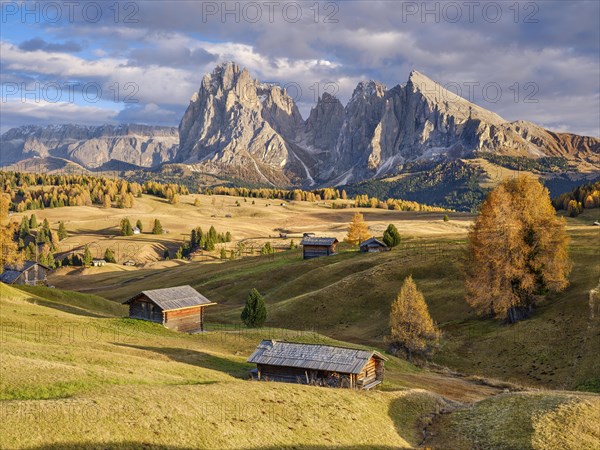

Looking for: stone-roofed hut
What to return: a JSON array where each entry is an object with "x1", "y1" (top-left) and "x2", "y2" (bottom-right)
[
  {"x1": 300, "y1": 237, "x2": 338, "y2": 259},
  {"x1": 0, "y1": 261, "x2": 51, "y2": 286},
  {"x1": 123, "y1": 285, "x2": 216, "y2": 332},
  {"x1": 248, "y1": 340, "x2": 386, "y2": 389}
]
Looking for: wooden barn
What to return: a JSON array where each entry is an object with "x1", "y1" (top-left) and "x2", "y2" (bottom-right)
[
  {"x1": 123, "y1": 285, "x2": 216, "y2": 333},
  {"x1": 0, "y1": 261, "x2": 51, "y2": 286},
  {"x1": 300, "y1": 237, "x2": 338, "y2": 260},
  {"x1": 359, "y1": 237, "x2": 390, "y2": 253},
  {"x1": 248, "y1": 340, "x2": 386, "y2": 389}
]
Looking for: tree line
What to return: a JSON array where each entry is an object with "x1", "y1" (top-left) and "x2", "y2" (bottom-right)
[
  {"x1": 552, "y1": 180, "x2": 600, "y2": 217},
  {"x1": 0, "y1": 172, "x2": 190, "y2": 212},
  {"x1": 205, "y1": 185, "x2": 447, "y2": 212}
]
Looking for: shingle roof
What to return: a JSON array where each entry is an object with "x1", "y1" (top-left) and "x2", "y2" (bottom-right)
[
  {"x1": 4, "y1": 260, "x2": 50, "y2": 272},
  {"x1": 247, "y1": 340, "x2": 386, "y2": 374},
  {"x1": 0, "y1": 270, "x2": 23, "y2": 284},
  {"x1": 1, "y1": 261, "x2": 51, "y2": 284},
  {"x1": 360, "y1": 237, "x2": 388, "y2": 247},
  {"x1": 123, "y1": 285, "x2": 216, "y2": 311},
  {"x1": 300, "y1": 237, "x2": 338, "y2": 246}
]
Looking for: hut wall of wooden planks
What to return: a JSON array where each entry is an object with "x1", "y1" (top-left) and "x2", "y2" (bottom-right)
[
  {"x1": 123, "y1": 285, "x2": 215, "y2": 333},
  {"x1": 247, "y1": 340, "x2": 386, "y2": 389},
  {"x1": 300, "y1": 237, "x2": 339, "y2": 260}
]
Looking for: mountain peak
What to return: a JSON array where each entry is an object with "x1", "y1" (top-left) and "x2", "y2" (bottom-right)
[
  {"x1": 213, "y1": 61, "x2": 241, "y2": 74},
  {"x1": 350, "y1": 80, "x2": 386, "y2": 103},
  {"x1": 407, "y1": 70, "x2": 505, "y2": 125}
]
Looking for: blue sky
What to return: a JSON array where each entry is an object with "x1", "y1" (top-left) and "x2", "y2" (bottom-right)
[{"x1": 1, "y1": 0, "x2": 599, "y2": 136}]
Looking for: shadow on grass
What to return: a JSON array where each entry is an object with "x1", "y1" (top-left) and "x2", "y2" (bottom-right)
[
  {"x1": 387, "y1": 393, "x2": 439, "y2": 450},
  {"x1": 115, "y1": 344, "x2": 252, "y2": 378},
  {"x1": 23, "y1": 298, "x2": 111, "y2": 318}
]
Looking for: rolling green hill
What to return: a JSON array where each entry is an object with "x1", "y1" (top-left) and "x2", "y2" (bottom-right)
[
  {"x1": 2, "y1": 277, "x2": 598, "y2": 448},
  {"x1": 54, "y1": 212, "x2": 600, "y2": 393}
]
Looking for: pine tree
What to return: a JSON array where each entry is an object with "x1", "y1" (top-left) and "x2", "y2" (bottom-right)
[
  {"x1": 241, "y1": 288, "x2": 267, "y2": 328},
  {"x1": 82, "y1": 245, "x2": 93, "y2": 267},
  {"x1": 29, "y1": 214, "x2": 38, "y2": 228},
  {"x1": 465, "y1": 175, "x2": 571, "y2": 322},
  {"x1": 19, "y1": 216, "x2": 30, "y2": 239},
  {"x1": 382, "y1": 224, "x2": 401, "y2": 248},
  {"x1": 135, "y1": 219, "x2": 143, "y2": 233},
  {"x1": 104, "y1": 248, "x2": 116, "y2": 263},
  {"x1": 120, "y1": 218, "x2": 133, "y2": 236},
  {"x1": 387, "y1": 276, "x2": 440, "y2": 360},
  {"x1": 194, "y1": 198, "x2": 201, "y2": 207},
  {"x1": 102, "y1": 194, "x2": 112, "y2": 209},
  {"x1": 152, "y1": 219, "x2": 163, "y2": 235},
  {"x1": 58, "y1": 221, "x2": 68, "y2": 240},
  {"x1": 289, "y1": 239, "x2": 297, "y2": 250},
  {"x1": 443, "y1": 214, "x2": 449, "y2": 222},
  {"x1": 25, "y1": 242, "x2": 36, "y2": 261},
  {"x1": 175, "y1": 246, "x2": 183, "y2": 259},
  {"x1": 261, "y1": 242, "x2": 273, "y2": 255},
  {"x1": 345, "y1": 212, "x2": 371, "y2": 246},
  {"x1": 39, "y1": 243, "x2": 55, "y2": 269},
  {"x1": 220, "y1": 247, "x2": 227, "y2": 259}
]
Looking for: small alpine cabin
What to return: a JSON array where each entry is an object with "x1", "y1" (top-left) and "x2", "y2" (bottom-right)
[
  {"x1": 248, "y1": 340, "x2": 386, "y2": 389},
  {"x1": 359, "y1": 237, "x2": 390, "y2": 253},
  {"x1": 0, "y1": 261, "x2": 51, "y2": 286},
  {"x1": 123, "y1": 285, "x2": 216, "y2": 333},
  {"x1": 300, "y1": 237, "x2": 338, "y2": 260}
]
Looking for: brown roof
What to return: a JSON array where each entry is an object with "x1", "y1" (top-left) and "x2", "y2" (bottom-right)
[{"x1": 123, "y1": 285, "x2": 216, "y2": 311}]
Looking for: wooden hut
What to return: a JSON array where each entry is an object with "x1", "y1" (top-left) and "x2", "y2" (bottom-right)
[
  {"x1": 248, "y1": 340, "x2": 386, "y2": 389},
  {"x1": 359, "y1": 237, "x2": 390, "y2": 253},
  {"x1": 300, "y1": 237, "x2": 338, "y2": 260},
  {"x1": 92, "y1": 259, "x2": 106, "y2": 267},
  {"x1": 0, "y1": 261, "x2": 51, "y2": 286},
  {"x1": 123, "y1": 285, "x2": 216, "y2": 333}
]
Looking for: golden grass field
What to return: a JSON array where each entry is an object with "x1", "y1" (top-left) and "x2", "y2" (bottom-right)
[
  {"x1": 2, "y1": 191, "x2": 599, "y2": 449},
  {"x1": 1, "y1": 283, "x2": 598, "y2": 449},
  {"x1": 13, "y1": 192, "x2": 472, "y2": 266}
]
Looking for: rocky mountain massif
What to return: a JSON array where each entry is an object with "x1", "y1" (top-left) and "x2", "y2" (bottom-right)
[
  {"x1": 0, "y1": 124, "x2": 178, "y2": 169},
  {"x1": 1, "y1": 62, "x2": 598, "y2": 187},
  {"x1": 178, "y1": 63, "x2": 599, "y2": 185}
]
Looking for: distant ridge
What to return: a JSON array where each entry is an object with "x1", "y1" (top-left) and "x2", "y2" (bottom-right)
[{"x1": 2, "y1": 63, "x2": 598, "y2": 186}]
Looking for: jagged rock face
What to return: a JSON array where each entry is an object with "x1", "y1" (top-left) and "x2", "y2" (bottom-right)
[
  {"x1": 177, "y1": 62, "x2": 306, "y2": 185},
  {"x1": 303, "y1": 92, "x2": 345, "y2": 152},
  {"x1": 330, "y1": 81, "x2": 387, "y2": 182},
  {"x1": 0, "y1": 124, "x2": 178, "y2": 168},
  {"x1": 4, "y1": 64, "x2": 597, "y2": 185},
  {"x1": 330, "y1": 71, "x2": 513, "y2": 182},
  {"x1": 326, "y1": 71, "x2": 599, "y2": 183}
]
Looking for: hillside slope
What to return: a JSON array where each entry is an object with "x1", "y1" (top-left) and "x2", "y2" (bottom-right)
[
  {"x1": 54, "y1": 215, "x2": 600, "y2": 392},
  {"x1": 2, "y1": 283, "x2": 598, "y2": 449},
  {"x1": 0, "y1": 283, "x2": 476, "y2": 449}
]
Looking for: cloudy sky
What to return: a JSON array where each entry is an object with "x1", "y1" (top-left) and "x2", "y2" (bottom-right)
[{"x1": 1, "y1": 1, "x2": 599, "y2": 136}]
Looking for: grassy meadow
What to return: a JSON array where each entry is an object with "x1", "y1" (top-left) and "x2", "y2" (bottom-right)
[{"x1": 2, "y1": 190, "x2": 599, "y2": 448}]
